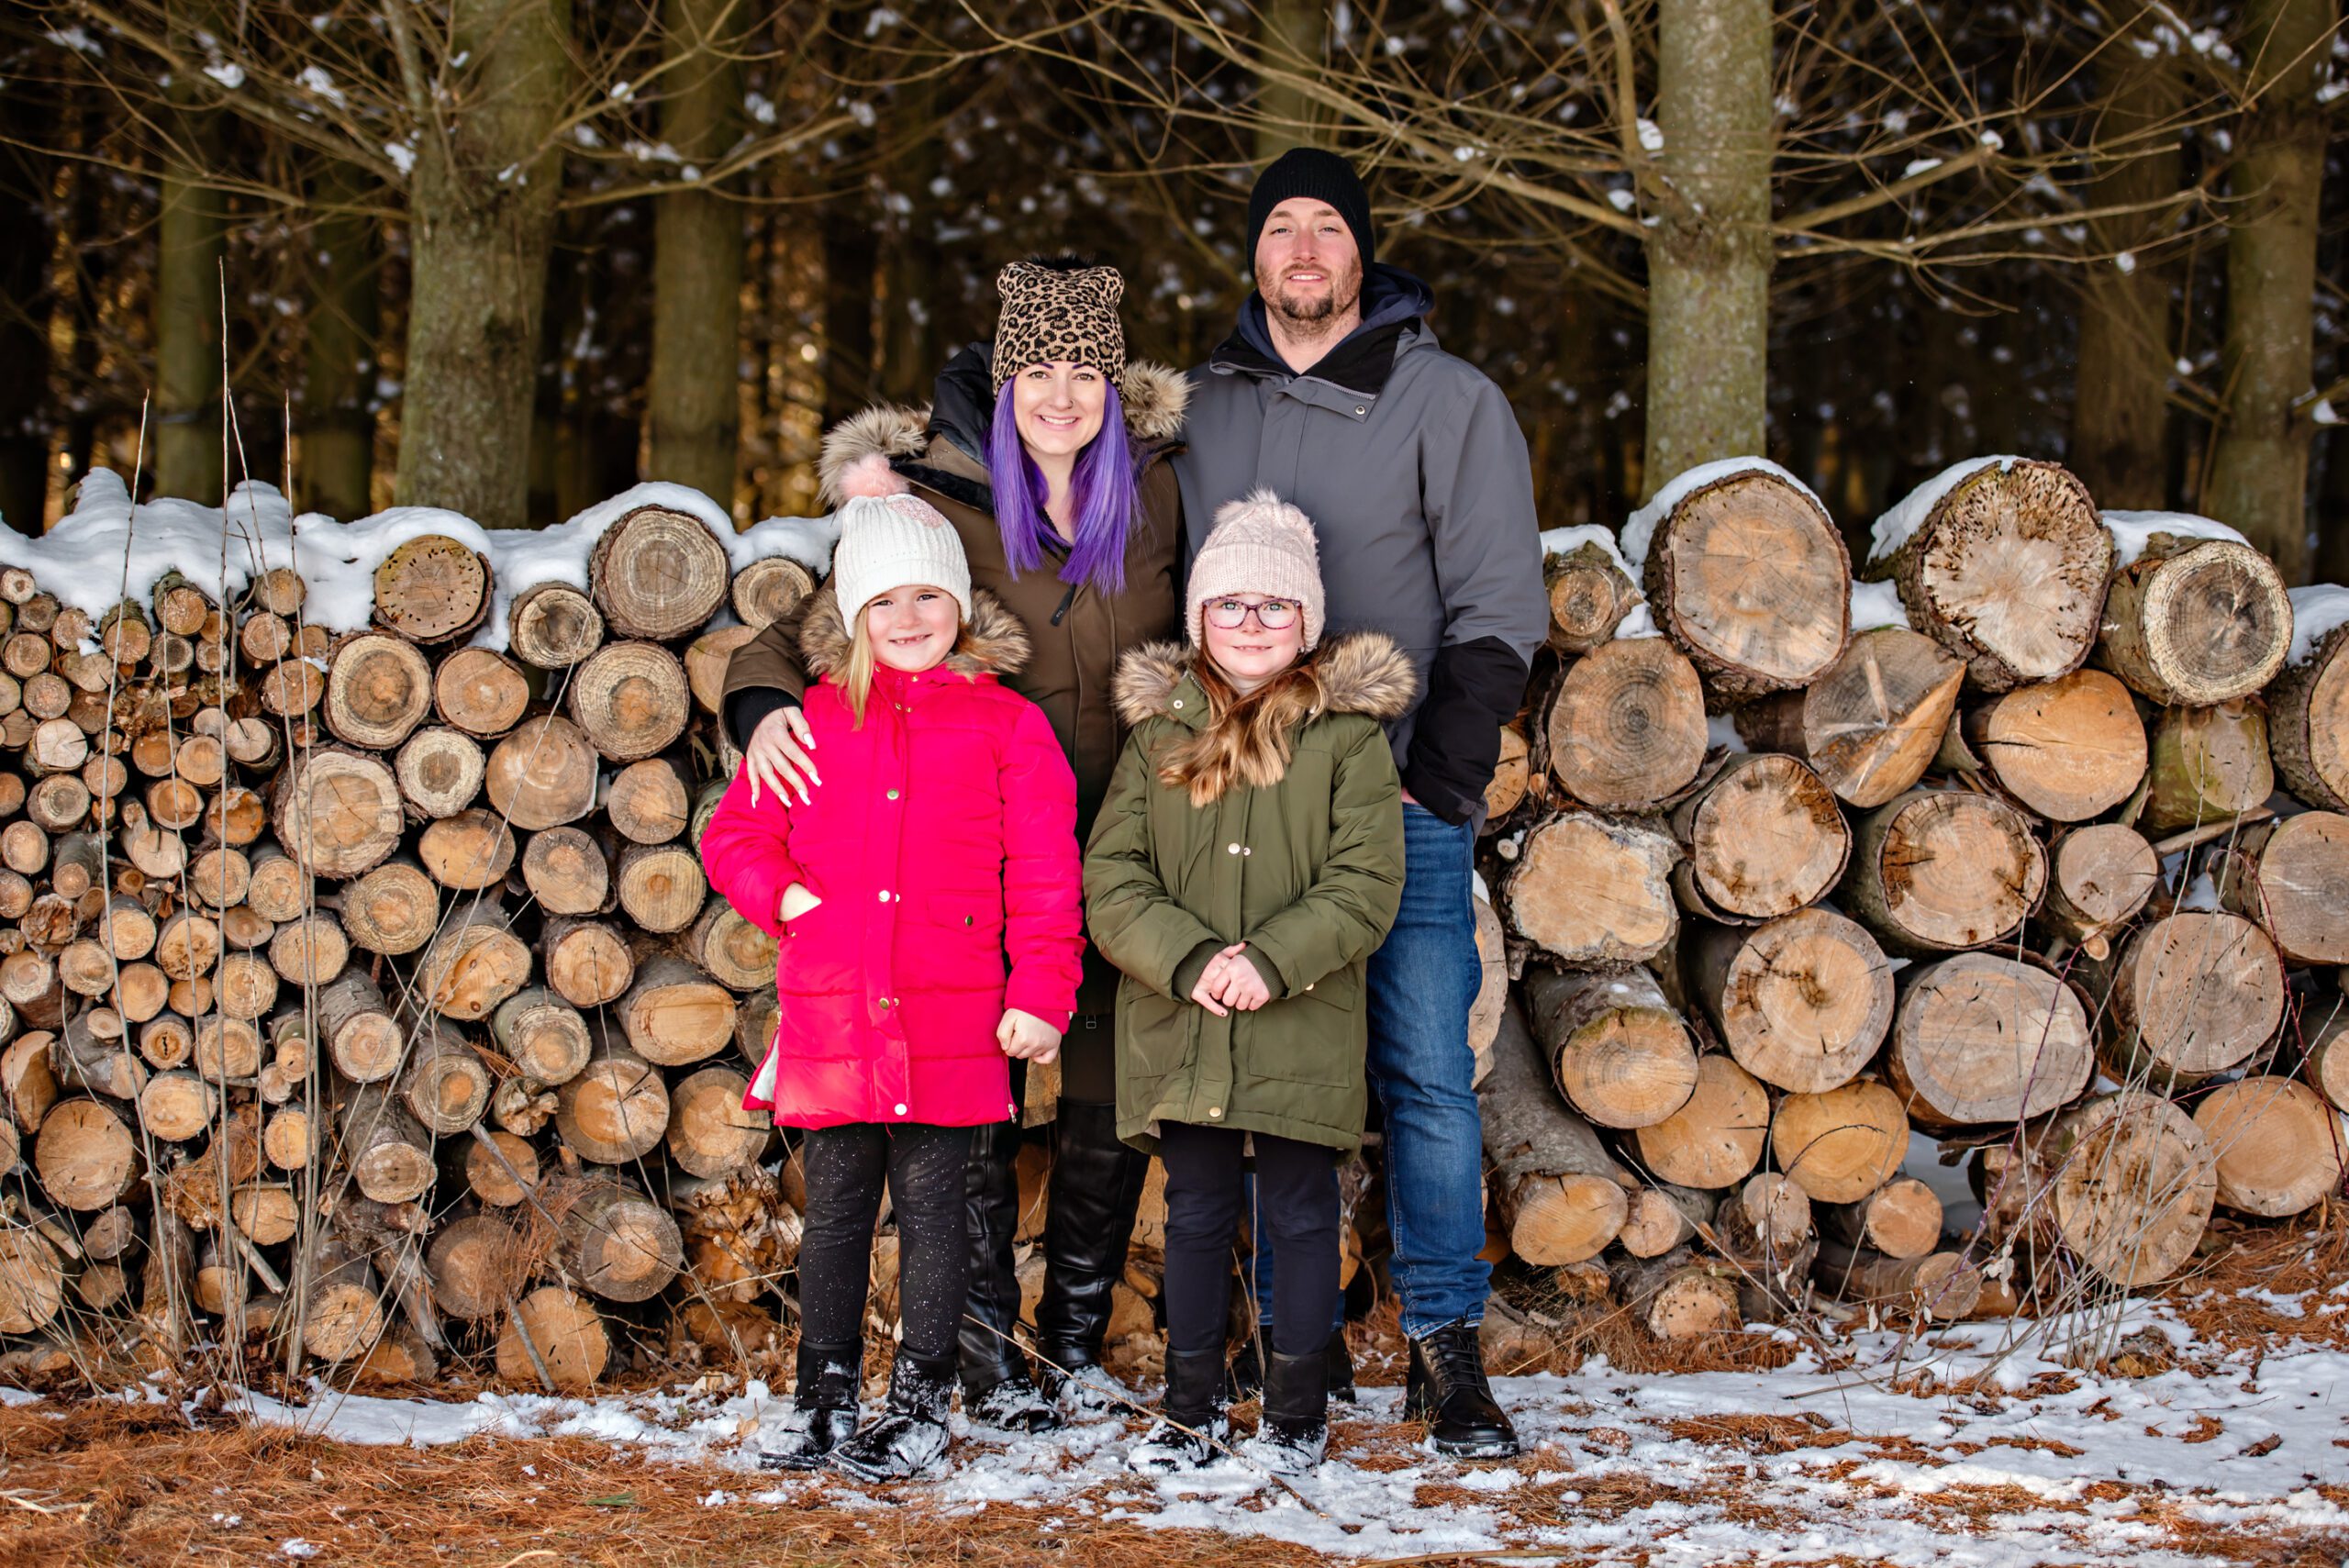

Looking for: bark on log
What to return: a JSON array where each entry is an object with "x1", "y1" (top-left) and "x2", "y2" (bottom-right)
[
  {"x1": 1812, "y1": 1242, "x2": 1983, "y2": 1319},
  {"x1": 1817, "y1": 1175, "x2": 1943, "y2": 1260},
  {"x1": 507, "y1": 582, "x2": 606, "y2": 670},
  {"x1": 520, "y1": 827, "x2": 609, "y2": 916},
  {"x1": 1640, "y1": 468, "x2": 1852, "y2": 701},
  {"x1": 1608, "y1": 1247, "x2": 1741, "y2": 1339},
  {"x1": 1632, "y1": 1053, "x2": 1770, "y2": 1190},
  {"x1": 1768, "y1": 1079, "x2": 1908, "y2": 1205},
  {"x1": 484, "y1": 715, "x2": 599, "y2": 830},
  {"x1": 489, "y1": 987, "x2": 594, "y2": 1087},
  {"x1": 570, "y1": 640, "x2": 691, "y2": 762},
  {"x1": 2045, "y1": 1089, "x2": 2216, "y2": 1287},
  {"x1": 1543, "y1": 539, "x2": 1641, "y2": 653},
  {"x1": 2041, "y1": 824, "x2": 2159, "y2": 952},
  {"x1": 397, "y1": 1018, "x2": 493, "y2": 1135},
  {"x1": 1476, "y1": 1002, "x2": 1631, "y2": 1264},
  {"x1": 432, "y1": 647, "x2": 529, "y2": 737},
  {"x1": 2190, "y1": 1075, "x2": 2343, "y2": 1218},
  {"x1": 1520, "y1": 964, "x2": 1698, "y2": 1130},
  {"x1": 1543, "y1": 638, "x2": 1708, "y2": 808},
  {"x1": 324, "y1": 632, "x2": 434, "y2": 750},
  {"x1": 317, "y1": 969, "x2": 405, "y2": 1084},
  {"x1": 2305, "y1": 996, "x2": 2349, "y2": 1115},
  {"x1": 1965, "y1": 670, "x2": 2147, "y2": 821},
  {"x1": 2089, "y1": 912, "x2": 2286, "y2": 1090},
  {"x1": 2141, "y1": 700, "x2": 2273, "y2": 834},
  {"x1": 1885, "y1": 953, "x2": 2096, "y2": 1127},
  {"x1": 2096, "y1": 533, "x2": 2293, "y2": 706},
  {"x1": 2216, "y1": 812, "x2": 2349, "y2": 966},
  {"x1": 1687, "y1": 909, "x2": 1894, "y2": 1094},
  {"x1": 1500, "y1": 811, "x2": 1678, "y2": 966},
  {"x1": 1667, "y1": 753, "x2": 1849, "y2": 921},
  {"x1": 1868, "y1": 459, "x2": 2112, "y2": 692},
  {"x1": 339, "y1": 1084, "x2": 437, "y2": 1205},
  {"x1": 1844, "y1": 788, "x2": 2046, "y2": 955},
  {"x1": 2268, "y1": 620, "x2": 2349, "y2": 810},
  {"x1": 620, "y1": 953, "x2": 738, "y2": 1066},
  {"x1": 301, "y1": 1234, "x2": 386, "y2": 1364},
  {"x1": 373, "y1": 535, "x2": 493, "y2": 645}
]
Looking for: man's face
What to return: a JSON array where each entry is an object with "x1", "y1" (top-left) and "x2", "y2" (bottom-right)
[{"x1": 1254, "y1": 198, "x2": 1363, "y2": 328}]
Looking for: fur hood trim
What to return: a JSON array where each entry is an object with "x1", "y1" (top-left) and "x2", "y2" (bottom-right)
[
  {"x1": 799, "y1": 584, "x2": 1032, "y2": 682},
  {"x1": 1112, "y1": 631, "x2": 1418, "y2": 729},
  {"x1": 816, "y1": 359, "x2": 1190, "y2": 508}
]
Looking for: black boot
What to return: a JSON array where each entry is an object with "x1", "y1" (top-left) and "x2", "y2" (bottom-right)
[
  {"x1": 1230, "y1": 1326, "x2": 1356, "y2": 1406},
  {"x1": 830, "y1": 1351, "x2": 956, "y2": 1482},
  {"x1": 1403, "y1": 1322, "x2": 1520, "y2": 1460},
  {"x1": 758, "y1": 1338, "x2": 861, "y2": 1471},
  {"x1": 1126, "y1": 1348, "x2": 1231, "y2": 1473},
  {"x1": 1035, "y1": 1099, "x2": 1148, "y2": 1415},
  {"x1": 1243, "y1": 1347, "x2": 1328, "y2": 1474},
  {"x1": 958, "y1": 1119, "x2": 1062, "y2": 1434}
]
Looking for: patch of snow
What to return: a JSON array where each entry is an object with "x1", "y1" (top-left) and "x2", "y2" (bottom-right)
[
  {"x1": 0, "y1": 1386, "x2": 42, "y2": 1407},
  {"x1": 1622, "y1": 457, "x2": 1825, "y2": 573},
  {"x1": 2286, "y1": 584, "x2": 2349, "y2": 666},
  {"x1": 1706, "y1": 712, "x2": 1747, "y2": 754},
  {"x1": 2179, "y1": 871, "x2": 2221, "y2": 911},
  {"x1": 1902, "y1": 156, "x2": 1943, "y2": 178},
  {"x1": 280, "y1": 1541, "x2": 319, "y2": 1560},
  {"x1": 1867, "y1": 455, "x2": 2024, "y2": 564},
  {"x1": 1849, "y1": 578, "x2": 1910, "y2": 631},
  {"x1": 2311, "y1": 398, "x2": 2342, "y2": 427},
  {"x1": 1636, "y1": 117, "x2": 1664, "y2": 151},
  {"x1": 2102, "y1": 508, "x2": 2248, "y2": 569}
]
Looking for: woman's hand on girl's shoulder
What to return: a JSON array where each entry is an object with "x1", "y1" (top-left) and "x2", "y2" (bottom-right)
[{"x1": 746, "y1": 706, "x2": 820, "y2": 807}]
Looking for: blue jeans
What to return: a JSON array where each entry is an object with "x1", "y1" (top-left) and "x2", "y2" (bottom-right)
[{"x1": 1247, "y1": 803, "x2": 1490, "y2": 1340}]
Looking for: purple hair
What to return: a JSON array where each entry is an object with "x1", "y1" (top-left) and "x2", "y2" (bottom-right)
[{"x1": 986, "y1": 382, "x2": 1141, "y2": 596}]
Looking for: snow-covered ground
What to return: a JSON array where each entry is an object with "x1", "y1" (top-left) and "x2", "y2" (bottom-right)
[{"x1": 176, "y1": 1290, "x2": 2349, "y2": 1565}]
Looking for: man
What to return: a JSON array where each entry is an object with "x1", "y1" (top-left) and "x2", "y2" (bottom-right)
[{"x1": 1173, "y1": 147, "x2": 1547, "y2": 1459}]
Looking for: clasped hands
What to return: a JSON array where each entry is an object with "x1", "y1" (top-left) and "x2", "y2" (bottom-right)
[{"x1": 1189, "y1": 941, "x2": 1271, "y2": 1018}]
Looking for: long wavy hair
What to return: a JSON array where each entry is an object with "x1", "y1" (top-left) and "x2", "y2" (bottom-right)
[
  {"x1": 1157, "y1": 646, "x2": 1331, "y2": 806},
  {"x1": 987, "y1": 376, "x2": 1141, "y2": 597}
]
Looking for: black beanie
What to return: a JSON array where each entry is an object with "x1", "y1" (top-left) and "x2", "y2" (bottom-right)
[{"x1": 1247, "y1": 148, "x2": 1375, "y2": 264}]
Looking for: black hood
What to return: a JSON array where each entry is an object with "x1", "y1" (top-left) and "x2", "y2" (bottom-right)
[
  {"x1": 930, "y1": 340, "x2": 998, "y2": 470},
  {"x1": 1224, "y1": 263, "x2": 1435, "y2": 395}
]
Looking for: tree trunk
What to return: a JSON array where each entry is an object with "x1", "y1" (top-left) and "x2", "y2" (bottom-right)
[
  {"x1": 395, "y1": 0, "x2": 573, "y2": 528},
  {"x1": 157, "y1": 0, "x2": 228, "y2": 502},
  {"x1": 2068, "y1": 44, "x2": 2183, "y2": 507},
  {"x1": 1254, "y1": 0, "x2": 1324, "y2": 160},
  {"x1": 302, "y1": 162, "x2": 380, "y2": 520},
  {"x1": 1642, "y1": 0, "x2": 1773, "y2": 490},
  {"x1": 0, "y1": 86, "x2": 54, "y2": 536},
  {"x1": 2202, "y1": 0, "x2": 2333, "y2": 581},
  {"x1": 648, "y1": 0, "x2": 745, "y2": 505}
]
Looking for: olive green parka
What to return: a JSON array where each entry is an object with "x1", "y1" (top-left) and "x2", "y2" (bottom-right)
[{"x1": 1083, "y1": 634, "x2": 1414, "y2": 1153}]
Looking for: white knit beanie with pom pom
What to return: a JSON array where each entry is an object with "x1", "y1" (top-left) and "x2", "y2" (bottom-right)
[
  {"x1": 827, "y1": 454, "x2": 973, "y2": 622},
  {"x1": 1186, "y1": 488, "x2": 1326, "y2": 650}
]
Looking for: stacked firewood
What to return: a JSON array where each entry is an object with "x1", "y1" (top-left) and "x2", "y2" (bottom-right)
[
  {"x1": 0, "y1": 500, "x2": 823, "y2": 1389},
  {"x1": 0, "y1": 455, "x2": 2343, "y2": 1395},
  {"x1": 1473, "y1": 459, "x2": 2349, "y2": 1338}
]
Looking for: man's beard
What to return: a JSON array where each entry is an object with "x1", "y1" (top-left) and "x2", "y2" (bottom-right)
[{"x1": 1260, "y1": 261, "x2": 1363, "y2": 334}]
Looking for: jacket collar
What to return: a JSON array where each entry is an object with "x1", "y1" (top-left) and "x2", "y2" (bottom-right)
[
  {"x1": 815, "y1": 351, "x2": 1192, "y2": 512},
  {"x1": 1110, "y1": 632, "x2": 1419, "y2": 734},
  {"x1": 1209, "y1": 264, "x2": 1436, "y2": 401},
  {"x1": 799, "y1": 584, "x2": 1033, "y2": 684}
]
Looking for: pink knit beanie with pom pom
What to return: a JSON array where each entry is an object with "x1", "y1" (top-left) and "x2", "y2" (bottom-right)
[{"x1": 827, "y1": 456, "x2": 973, "y2": 622}]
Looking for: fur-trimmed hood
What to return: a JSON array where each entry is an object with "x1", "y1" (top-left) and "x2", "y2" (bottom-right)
[
  {"x1": 816, "y1": 356, "x2": 1190, "y2": 509},
  {"x1": 1111, "y1": 631, "x2": 1417, "y2": 731},
  {"x1": 798, "y1": 584, "x2": 1033, "y2": 682}
]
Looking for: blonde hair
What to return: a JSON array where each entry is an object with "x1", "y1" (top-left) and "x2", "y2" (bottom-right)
[
  {"x1": 1157, "y1": 647, "x2": 1330, "y2": 806},
  {"x1": 839, "y1": 602, "x2": 973, "y2": 726}
]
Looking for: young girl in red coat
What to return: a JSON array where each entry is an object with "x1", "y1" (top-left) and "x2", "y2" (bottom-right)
[{"x1": 701, "y1": 480, "x2": 1085, "y2": 1481}]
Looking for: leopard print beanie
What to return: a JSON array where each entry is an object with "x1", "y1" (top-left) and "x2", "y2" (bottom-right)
[{"x1": 990, "y1": 260, "x2": 1128, "y2": 394}]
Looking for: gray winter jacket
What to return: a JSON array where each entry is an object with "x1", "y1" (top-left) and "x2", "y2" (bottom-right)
[{"x1": 1173, "y1": 266, "x2": 1548, "y2": 826}]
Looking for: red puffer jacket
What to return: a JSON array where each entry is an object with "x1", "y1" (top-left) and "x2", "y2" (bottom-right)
[{"x1": 700, "y1": 589, "x2": 1085, "y2": 1129}]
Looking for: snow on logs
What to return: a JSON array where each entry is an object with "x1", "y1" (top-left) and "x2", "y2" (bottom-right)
[{"x1": 1483, "y1": 453, "x2": 2347, "y2": 1318}]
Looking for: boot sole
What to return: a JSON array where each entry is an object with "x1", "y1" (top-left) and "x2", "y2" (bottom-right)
[
  {"x1": 757, "y1": 1451, "x2": 838, "y2": 1472},
  {"x1": 1424, "y1": 1433, "x2": 1520, "y2": 1461}
]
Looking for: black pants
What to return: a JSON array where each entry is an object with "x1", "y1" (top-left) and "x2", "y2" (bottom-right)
[
  {"x1": 798, "y1": 1122, "x2": 974, "y2": 1363},
  {"x1": 1158, "y1": 1121, "x2": 1340, "y2": 1361}
]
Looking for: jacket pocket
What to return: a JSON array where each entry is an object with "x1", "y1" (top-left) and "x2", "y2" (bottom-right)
[
  {"x1": 1119, "y1": 988, "x2": 1192, "y2": 1081},
  {"x1": 1237, "y1": 971, "x2": 1364, "y2": 1088}
]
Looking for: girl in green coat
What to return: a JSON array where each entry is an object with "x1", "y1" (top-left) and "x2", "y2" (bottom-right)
[{"x1": 1084, "y1": 490, "x2": 1410, "y2": 1474}]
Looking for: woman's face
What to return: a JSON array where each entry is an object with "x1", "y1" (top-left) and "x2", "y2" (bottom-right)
[
  {"x1": 863, "y1": 585, "x2": 962, "y2": 673},
  {"x1": 1202, "y1": 595, "x2": 1306, "y2": 691},
  {"x1": 1009, "y1": 361, "x2": 1108, "y2": 462}
]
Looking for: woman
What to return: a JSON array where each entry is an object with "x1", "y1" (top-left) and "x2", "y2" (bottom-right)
[{"x1": 721, "y1": 256, "x2": 1186, "y2": 1431}]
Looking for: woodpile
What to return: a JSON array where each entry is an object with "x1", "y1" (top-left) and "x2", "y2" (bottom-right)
[
  {"x1": 1478, "y1": 472, "x2": 2348, "y2": 1334},
  {"x1": 0, "y1": 463, "x2": 2343, "y2": 1397}
]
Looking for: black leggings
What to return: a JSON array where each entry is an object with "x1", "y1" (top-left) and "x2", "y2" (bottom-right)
[
  {"x1": 1158, "y1": 1121, "x2": 1340, "y2": 1361},
  {"x1": 797, "y1": 1122, "x2": 974, "y2": 1363}
]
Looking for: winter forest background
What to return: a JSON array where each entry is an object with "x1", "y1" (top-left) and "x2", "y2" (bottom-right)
[{"x1": 2, "y1": 1, "x2": 2343, "y2": 582}]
